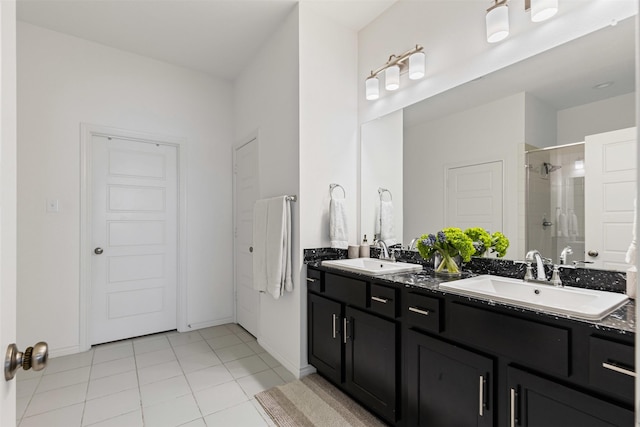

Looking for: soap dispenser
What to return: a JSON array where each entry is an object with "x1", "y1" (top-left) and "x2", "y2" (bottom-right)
[{"x1": 359, "y1": 235, "x2": 370, "y2": 258}]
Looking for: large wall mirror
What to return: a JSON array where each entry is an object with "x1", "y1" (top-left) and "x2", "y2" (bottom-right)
[{"x1": 360, "y1": 16, "x2": 636, "y2": 271}]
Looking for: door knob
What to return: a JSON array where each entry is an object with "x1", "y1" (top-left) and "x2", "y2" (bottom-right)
[
  {"x1": 94, "y1": 247, "x2": 103, "y2": 255},
  {"x1": 587, "y1": 250, "x2": 599, "y2": 257},
  {"x1": 249, "y1": 246, "x2": 253, "y2": 253},
  {"x1": 4, "y1": 342, "x2": 48, "y2": 381}
]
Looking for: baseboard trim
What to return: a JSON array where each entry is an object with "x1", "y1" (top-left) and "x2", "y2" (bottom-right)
[
  {"x1": 180, "y1": 317, "x2": 234, "y2": 332},
  {"x1": 48, "y1": 345, "x2": 82, "y2": 358}
]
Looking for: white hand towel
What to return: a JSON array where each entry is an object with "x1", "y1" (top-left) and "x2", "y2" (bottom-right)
[
  {"x1": 330, "y1": 198, "x2": 348, "y2": 249},
  {"x1": 377, "y1": 200, "x2": 397, "y2": 246},
  {"x1": 252, "y1": 199, "x2": 269, "y2": 292},
  {"x1": 626, "y1": 198, "x2": 637, "y2": 265},
  {"x1": 559, "y1": 211, "x2": 568, "y2": 237},
  {"x1": 568, "y1": 210, "x2": 579, "y2": 237}
]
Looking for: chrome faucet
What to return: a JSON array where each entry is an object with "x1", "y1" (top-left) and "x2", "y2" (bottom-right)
[
  {"x1": 560, "y1": 246, "x2": 573, "y2": 265},
  {"x1": 408, "y1": 237, "x2": 420, "y2": 251},
  {"x1": 525, "y1": 250, "x2": 548, "y2": 281},
  {"x1": 374, "y1": 238, "x2": 394, "y2": 261}
]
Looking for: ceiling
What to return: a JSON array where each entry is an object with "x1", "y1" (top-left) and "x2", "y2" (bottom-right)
[
  {"x1": 17, "y1": 0, "x2": 397, "y2": 81},
  {"x1": 404, "y1": 16, "x2": 636, "y2": 127}
]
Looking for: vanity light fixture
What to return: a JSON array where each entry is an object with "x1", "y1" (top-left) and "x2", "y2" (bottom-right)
[
  {"x1": 486, "y1": 0, "x2": 559, "y2": 43},
  {"x1": 365, "y1": 45, "x2": 425, "y2": 101}
]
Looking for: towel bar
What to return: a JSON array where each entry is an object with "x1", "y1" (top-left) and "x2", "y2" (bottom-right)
[{"x1": 330, "y1": 184, "x2": 346, "y2": 199}]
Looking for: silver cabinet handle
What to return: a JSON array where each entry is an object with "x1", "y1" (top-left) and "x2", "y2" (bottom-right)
[
  {"x1": 510, "y1": 388, "x2": 517, "y2": 427},
  {"x1": 409, "y1": 306, "x2": 430, "y2": 316},
  {"x1": 343, "y1": 318, "x2": 349, "y2": 344},
  {"x1": 306, "y1": 277, "x2": 316, "y2": 283},
  {"x1": 332, "y1": 314, "x2": 337, "y2": 339},
  {"x1": 602, "y1": 362, "x2": 636, "y2": 377},
  {"x1": 371, "y1": 296, "x2": 388, "y2": 304},
  {"x1": 479, "y1": 375, "x2": 485, "y2": 416}
]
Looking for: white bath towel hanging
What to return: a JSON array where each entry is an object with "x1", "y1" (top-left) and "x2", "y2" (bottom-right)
[
  {"x1": 568, "y1": 209, "x2": 579, "y2": 237},
  {"x1": 330, "y1": 198, "x2": 349, "y2": 249},
  {"x1": 626, "y1": 198, "x2": 637, "y2": 265},
  {"x1": 252, "y1": 196, "x2": 293, "y2": 299}
]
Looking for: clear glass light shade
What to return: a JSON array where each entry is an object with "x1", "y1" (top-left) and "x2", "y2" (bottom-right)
[
  {"x1": 366, "y1": 76, "x2": 379, "y2": 100},
  {"x1": 385, "y1": 65, "x2": 400, "y2": 91},
  {"x1": 486, "y1": 4, "x2": 509, "y2": 43},
  {"x1": 531, "y1": 0, "x2": 558, "y2": 22},
  {"x1": 408, "y1": 52, "x2": 425, "y2": 80}
]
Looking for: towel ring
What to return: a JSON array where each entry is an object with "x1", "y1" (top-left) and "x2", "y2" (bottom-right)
[
  {"x1": 330, "y1": 184, "x2": 346, "y2": 199},
  {"x1": 378, "y1": 187, "x2": 392, "y2": 201}
]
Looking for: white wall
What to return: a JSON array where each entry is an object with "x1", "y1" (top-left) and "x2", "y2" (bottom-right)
[
  {"x1": 404, "y1": 93, "x2": 525, "y2": 259},
  {"x1": 298, "y1": 3, "x2": 358, "y2": 372},
  {"x1": 361, "y1": 110, "x2": 403, "y2": 245},
  {"x1": 358, "y1": 0, "x2": 637, "y2": 124},
  {"x1": 557, "y1": 92, "x2": 636, "y2": 144},
  {"x1": 233, "y1": 8, "x2": 302, "y2": 375},
  {"x1": 17, "y1": 22, "x2": 235, "y2": 355}
]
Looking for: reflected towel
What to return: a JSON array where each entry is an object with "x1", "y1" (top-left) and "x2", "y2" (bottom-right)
[
  {"x1": 376, "y1": 200, "x2": 397, "y2": 246},
  {"x1": 253, "y1": 196, "x2": 293, "y2": 299},
  {"x1": 330, "y1": 198, "x2": 349, "y2": 249},
  {"x1": 568, "y1": 210, "x2": 579, "y2": 237},
  {"x1": 626, "y1": 198, "x2": 637, "y2": 265}
]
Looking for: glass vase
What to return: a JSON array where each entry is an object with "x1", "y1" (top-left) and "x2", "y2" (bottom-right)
[{"x1": 434, "y1": 251, "x2": 462, "y2": 276}]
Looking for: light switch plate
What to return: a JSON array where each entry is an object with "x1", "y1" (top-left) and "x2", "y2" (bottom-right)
[{"x1": 46, "y1": 199, "x2": 59, "y2": 213}]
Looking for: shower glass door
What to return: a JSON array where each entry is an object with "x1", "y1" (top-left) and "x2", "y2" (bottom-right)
[{"x1": 525, "y1": 143, "x2": 585, "y2": 265}]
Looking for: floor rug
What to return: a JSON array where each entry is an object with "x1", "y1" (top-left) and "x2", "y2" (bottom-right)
[{"x1": 255, "y1": 373, "x2": 387, "y2": 426}]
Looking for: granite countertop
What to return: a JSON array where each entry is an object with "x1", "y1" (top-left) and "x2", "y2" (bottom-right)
[{"x1": 307, "y1": 261, "x2": 636, "y2": 335}]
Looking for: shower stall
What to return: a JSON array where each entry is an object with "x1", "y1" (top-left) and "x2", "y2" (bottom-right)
[{"x1": 526, "y1": 143, "x2": 585, "y2": 265}]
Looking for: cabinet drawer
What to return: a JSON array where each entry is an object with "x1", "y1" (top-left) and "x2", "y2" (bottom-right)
[
  {"x1": 449, "y1": 302, "x2": 570, "y2": 377},
  {"x1": 589, "y1": 336, "x2": 634, "y2": 403},
  {"x1": 405, "y1": 292, "x2": 442, "y2": 333},
  {"x1": 369, "y1": 284, "x2": 398, "y2": 319},
  {"x1": 325, "y1": 273, "x2": 367, "y2": 307},
  {"x1": 306, "y1": 268, "x2": 322, "y2": 293}
]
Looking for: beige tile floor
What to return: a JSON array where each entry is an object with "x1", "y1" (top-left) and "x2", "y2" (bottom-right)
[{"x1": 16, "y1": 324, "x2": 295, "y2": 427}]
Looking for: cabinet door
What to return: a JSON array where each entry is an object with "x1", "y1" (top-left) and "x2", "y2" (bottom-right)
[
  {"x1": 308, "y1": 293, "x2": 343, "y2": 384},
  {"x1": 507, "y1": 366, "x2": 633, "y2": 427},
  {"x1": 406, "y1": 330, "x2": 493, "y2": 427},
  {"x1": 345, "y1": 306, "x2": 397, "y2": 424}
]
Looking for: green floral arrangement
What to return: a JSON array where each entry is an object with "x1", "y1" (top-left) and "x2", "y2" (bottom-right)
[
  {"x1": 416, "y1": 227, "x2": 475, "y2": 274},
  {"x1": 491, "y1": 231, "x2": 509, "y2": 257},
  {"x1": 464, "y1": 227, "x2": 492, "y2": 256},
  {"x1": 464, "y1": 227, "x2": 510, "y2": 258}
]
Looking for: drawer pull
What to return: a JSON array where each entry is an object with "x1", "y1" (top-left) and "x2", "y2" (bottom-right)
[
  {"x1": 306, "y1": 277, "x2": 316, "y2": 283},
  {"x1": 332, "y1": 314, "x2": 338, "y2": 339},
  {"x1": 602, "y1": 362, "x2": 636, "y2": 378},
  {"x1": 409, "y1": 306, "x2": 430, "y2": 316},
  {"x1": 343, "y1": 318, "x2": 349, "y2": 344},
  {"x1": 371, "y1": 296, "x2": 389, "y2": 304}
]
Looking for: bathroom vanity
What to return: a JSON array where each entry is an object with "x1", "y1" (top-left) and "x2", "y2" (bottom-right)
[{"x1": 306, "y1": 263, "x2": 634, "y2": 427}]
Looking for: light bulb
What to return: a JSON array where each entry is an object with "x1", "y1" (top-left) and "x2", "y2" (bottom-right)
[
  {"x1": 531, "y1": 0, "x2": 558, "y2": 22},
  {"x1": 366, "y1": 76, "x2": 379, "y2": 100},
  {"x1": 385, "y1": 65, "x2": 400, "y2": 91},
  {"x1": 408, "y1": 51, "x2": 425, "y2": 80},
  {"x1": 486, "y1": 3, "x2": 509, "y2": 43}
]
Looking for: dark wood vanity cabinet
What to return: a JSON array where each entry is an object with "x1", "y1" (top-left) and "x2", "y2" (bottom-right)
[
  {"x1": 307, "y1": 266, "x2": 635, "y2": 427},
  {"x1": 406, "y1": 330, "x2": 494, "y2": 426},
  {"x1": 306, "y1": 268, "x2": 398, "y2": 424},
  {"x1": 507, "y1": 366, "x2": 633, "y2": 427}
]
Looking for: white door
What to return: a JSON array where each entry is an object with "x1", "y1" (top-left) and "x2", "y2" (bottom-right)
[
  {"x1": 234, "y1": 138, "x2": 260, "y2": 336},
  {"x1": 91, "y1": 135, "x2": 178, "y2": 344},
  {"x1": 585, "y1": 127, "x2": 637, "y2": 270},
  {"x1": 445, "y1": 161, "x2": 504, "y2": 232},
  {"x1": 1, "y1": 0, "x2": 17, "y2": 421}
]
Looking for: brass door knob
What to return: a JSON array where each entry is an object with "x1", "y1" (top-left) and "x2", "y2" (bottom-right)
[{"x1": 5, "y1": 342, "x2": 48, "y2": 381}]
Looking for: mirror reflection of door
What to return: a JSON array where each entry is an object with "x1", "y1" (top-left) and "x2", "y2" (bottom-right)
[
  {"x1": 585, "y1": 127, "x2": 637, "y2": 270},
  {"x1": 445, "y1": 161, "x2": 503, "y2": 239}
]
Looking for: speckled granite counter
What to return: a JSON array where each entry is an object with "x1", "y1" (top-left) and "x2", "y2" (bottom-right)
[{"x1": 306, "y1": 260, "x2": 636, "y2": 335}]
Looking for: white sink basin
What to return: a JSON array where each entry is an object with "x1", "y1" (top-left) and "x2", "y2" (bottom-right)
[
  {"x1": 439, "y1": 274, "x2": 628, "y2": 320},
  {"x1": 322, "y1": 258, "x2": 423, "y2": 276}
]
